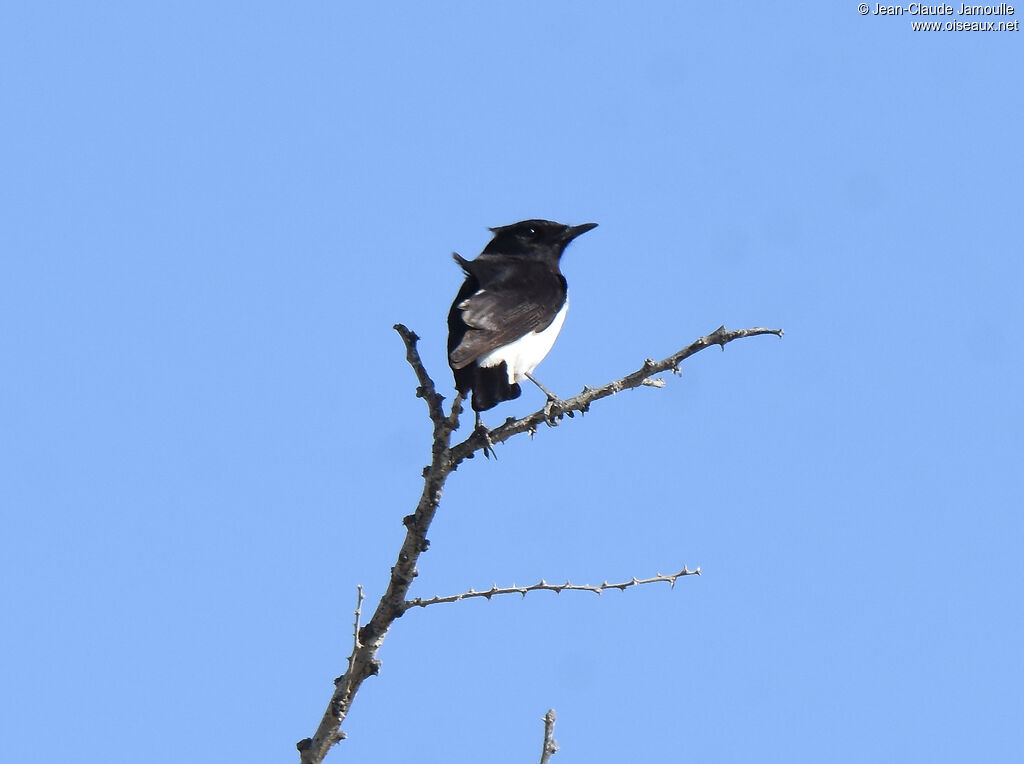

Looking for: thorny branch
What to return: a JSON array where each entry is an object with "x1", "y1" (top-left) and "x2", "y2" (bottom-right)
[
  {"x1": 405, "y1": 567, "x2": 700, "y2": 610},
  {"x1": 297, "y1": 323, "x2": 783, "y2": 763},
  {"x1": 344, "y1": 586, "x2": 364, "y2": 677},
  {"x1": 449, "y1": 324, "x2": 784, "y2": 461}
]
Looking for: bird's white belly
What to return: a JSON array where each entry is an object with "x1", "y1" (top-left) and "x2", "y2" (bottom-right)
[{"x1": 478, "y1": 298, "x2": 569, "y2": 384}]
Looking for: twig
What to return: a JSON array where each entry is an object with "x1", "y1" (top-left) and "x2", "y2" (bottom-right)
[
  {"x1": 297, "y1": 323, "x2": 782, "y2": 763},
  {"x1": 540, "y1": 709, "x2": 559, "y2": 764},
  {"x1": 345, "y1": 586, "x2": 364, "y2": 676},
  {"x1": 404, "y1": 567, "x2": 700, "y2": 610},
  {"x1": 394, "y1": 324, "x2": 461, "y2": 451}
]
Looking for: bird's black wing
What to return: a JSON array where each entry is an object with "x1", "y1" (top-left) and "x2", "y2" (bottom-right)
[{"x1": 448, "y1": 254, "x2": 566, "y2": 370}]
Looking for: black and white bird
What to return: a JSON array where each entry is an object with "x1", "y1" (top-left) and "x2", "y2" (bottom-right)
[{"x1": 447, "y1": 219, "x2": 597, "y2": 427}]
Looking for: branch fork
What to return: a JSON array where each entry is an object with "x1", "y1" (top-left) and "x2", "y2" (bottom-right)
[{"x1": 297, "y1": 322, "x2": 782, "y2": 763}]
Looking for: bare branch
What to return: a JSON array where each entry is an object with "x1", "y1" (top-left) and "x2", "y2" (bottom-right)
[
  {"x1": 298, "y1": 327, "x2": 462, "y2": 764},
  {"x1": 298, "y1": 323, "x2": 781, "y2": 762},
  {"x1": 540, "y1": 709, "x2": 559, "y2": 764},
  {"x1": 344, "y1": 586, "x2": 364, "y2": 677},
  {"x1": 449, "y1": 325, "x2": 784, "y2": 461},
  {"x1": 393, "y1": 324, "x2": 446, "y2": 426},
  {"x1": 404, "y1": 567, "x2": 701, "y2": 610}
]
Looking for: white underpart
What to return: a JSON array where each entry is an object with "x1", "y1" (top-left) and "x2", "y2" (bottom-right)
[{"x1": 478, "y1": 297, "x2": 569, "y2": 384}]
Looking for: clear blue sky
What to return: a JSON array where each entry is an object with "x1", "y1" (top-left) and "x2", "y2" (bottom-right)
[{"x1": 3, "y1": 3, "x2": 1021, "y2": 763}]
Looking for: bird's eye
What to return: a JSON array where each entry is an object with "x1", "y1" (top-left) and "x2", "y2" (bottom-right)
[{"x1": 523, "y1": 227, "x2": 536, "y2": 237}]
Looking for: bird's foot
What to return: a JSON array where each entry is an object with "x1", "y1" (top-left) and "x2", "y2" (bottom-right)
[
  {"x1": 525, "y1": 372, "x2": 574, "y2": 427},
  {"x1": 542, "y1": 395, "x2": 575, "y2": 426},
  {"x1": 474, "y1": 414, "x2": 497, "y2": 459}
]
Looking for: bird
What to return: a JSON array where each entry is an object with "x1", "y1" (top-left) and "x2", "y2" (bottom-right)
[{"x1": 447, "y1": 219, "x2": 598, "y2": 430}]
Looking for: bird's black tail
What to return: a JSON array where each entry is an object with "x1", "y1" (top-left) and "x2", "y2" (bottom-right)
[{"x1": 463, "y1": 364, "x2": 521, "y2": 412}]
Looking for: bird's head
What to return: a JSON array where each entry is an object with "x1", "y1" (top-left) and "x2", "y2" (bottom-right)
[{"x1": 483, "y1": 219, "x2": 598, "y2": 260}]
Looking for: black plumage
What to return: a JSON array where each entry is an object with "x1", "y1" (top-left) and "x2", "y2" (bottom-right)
[{"x1": 447, "y1": 219, "x2": 597, "y2": 415}]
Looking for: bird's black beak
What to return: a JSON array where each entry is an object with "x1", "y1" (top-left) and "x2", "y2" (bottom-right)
[{"x1": 563, "y1": 222, "x2": 598, "y2": 242}]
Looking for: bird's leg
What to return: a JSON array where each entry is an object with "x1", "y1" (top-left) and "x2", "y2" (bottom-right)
[
  {"x1": 524, "y1": 373, "x2": 574, "y2": 425},
  {"x1": 474, "y1": 411, "x2": 497, "y2": 460}
]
